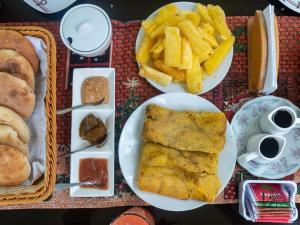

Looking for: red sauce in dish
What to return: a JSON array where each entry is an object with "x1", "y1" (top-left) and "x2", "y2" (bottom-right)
[{"x1": 79, "y1": 158, "x2": 108, "y2": 190}]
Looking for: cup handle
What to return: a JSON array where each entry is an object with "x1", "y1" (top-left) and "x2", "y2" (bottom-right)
[{"x1": 238, "y1": 152, "x2": 258, "y2": 164}]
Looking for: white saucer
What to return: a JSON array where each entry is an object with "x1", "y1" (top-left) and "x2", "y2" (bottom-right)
[{"x1": 232, "y1": 96, "x2": 300, "y2": 179}]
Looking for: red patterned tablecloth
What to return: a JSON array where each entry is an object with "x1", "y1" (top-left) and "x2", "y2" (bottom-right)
[{"x1": 0, "y1": 16, "x2": 299, "y2": 209}]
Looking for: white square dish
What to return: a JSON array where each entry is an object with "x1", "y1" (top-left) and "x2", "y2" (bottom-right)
[
  {"x1": 71, "y1": 109, "x2": 114, "y2": 152},
  {"x1": 72, "y1": 68, "x2": 115, "y2": 110},
  {"x1": 70, "y1": 67, "x2": 115, "y2": 198},
  {"x1": 70, "y1": 151, "x2": 114, "y2": 197}
]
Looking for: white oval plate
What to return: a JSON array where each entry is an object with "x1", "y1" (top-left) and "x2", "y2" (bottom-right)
[
  {"x1": 135, "y1": 1, "x2": 233, "y2": 95},
  {"x1": 118, "y1": 93, "x2": 237, "y2": 211},
  {"x1": 232, "y1": 96, "x2": 300, "y2": 179}
]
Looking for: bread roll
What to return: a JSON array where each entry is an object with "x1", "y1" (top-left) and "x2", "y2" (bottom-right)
[
  {"x1": 0, "y1": 30, "x2": 39, "y2": 75},
  {"x1": 0, "y1": 145, "x2": 31, "y2": 186},
  {"x1": 0, "y1": 50, "x2": 35, "y2": 90},
  {"x1": 247, "y1": 11, "x2": 267, "y2": 93},
  {"x1": 0, "y1": 125, "x2": 29, "y2": 156},
  {"x1": 0, "y1": 106, "x2": 30, "y2": 143},
  {"x1": 0, "y1": 72, "x2": 35, "y2": 119}
]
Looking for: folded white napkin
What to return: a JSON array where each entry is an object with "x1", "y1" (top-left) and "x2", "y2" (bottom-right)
[{"x1": 261, "y1": 5, "x2": 278, "y2": 94}]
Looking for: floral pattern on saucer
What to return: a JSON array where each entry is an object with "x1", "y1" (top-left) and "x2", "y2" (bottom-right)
[{"x1": 232, "y1": 96, "x2": 300, "y2": 179}]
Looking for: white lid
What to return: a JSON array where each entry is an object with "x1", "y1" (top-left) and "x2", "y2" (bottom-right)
[{"x1": 60, "y1": 4, "x2": 112, "y2": 53}]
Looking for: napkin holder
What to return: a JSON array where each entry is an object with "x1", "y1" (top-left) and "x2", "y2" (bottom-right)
[
  {"x1": 239, "y1": 180, "x2": 298, "y2": 223},
  {"x1": 248, "y1": 5, "x2": 279, "y2": 94}
]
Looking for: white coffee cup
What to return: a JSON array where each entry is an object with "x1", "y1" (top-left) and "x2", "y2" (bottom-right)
[
  {"x1": 260, "y1": 106, "x2": 300, "y2": 135},
  {"x1": 238, "y1": 134, "x2": 286, "y2": 164}
]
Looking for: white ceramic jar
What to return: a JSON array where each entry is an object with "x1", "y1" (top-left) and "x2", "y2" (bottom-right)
[{"x1": 60, "y1": 4, "x2": 112, "y2": 57}]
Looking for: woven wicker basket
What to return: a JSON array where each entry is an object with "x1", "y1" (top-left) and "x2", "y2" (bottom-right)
[{"x1": 0, "y1": 26, "x2": 57, "y2": 205}]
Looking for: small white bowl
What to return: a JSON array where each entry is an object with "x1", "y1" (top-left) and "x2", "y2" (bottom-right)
[
  {"x1": 70, "y1": 151, "x2": 114, "y2": 197},
  {"x1": 72, "y1": 68, "x2": 115, "y2": 110},
  {"x1": 71, "y1": 109, "x2": 114, "y2": 152},
  {"x1": 60, "y1": 4, "x2": 112, "y2": 57}
]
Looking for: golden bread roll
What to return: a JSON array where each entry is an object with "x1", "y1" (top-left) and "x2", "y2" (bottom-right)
[
  {"x1": 0, "y1": 72, "x2": 35, "y2": 119},
  {"x1": 0, "y1": 30, "x2": 39, "y2": 75},
  {"x1": 0, "y1": 125, "x2": 29, "y2": 156},
  {"x1": 0, "y1": 144, "x2": 31, "y2": 186},
  {"x1": 0, "y1": 106, "x2": 30, "y2": 143},
  {"x1": 248, "y1": 11, "x2": 267, "y2": 93},
  {"x1": 0, "y1": 50, "x2": 35, "y2": 90}
]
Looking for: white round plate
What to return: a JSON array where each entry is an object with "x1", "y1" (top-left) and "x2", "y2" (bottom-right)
[
  {"x1": 135, "y1": 1, "x2": 233, "y2": 95},
  {"x1": 232, "y1": 96, "x2": 300, "y2": 179},
  {"x1": 118, "y1": 93, "x2": 237, "y2": 211}
]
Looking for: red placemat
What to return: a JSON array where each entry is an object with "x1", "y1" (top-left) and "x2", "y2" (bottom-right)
[{"x1": 0, "y1": 17, "x2": 299, "y2": 209}]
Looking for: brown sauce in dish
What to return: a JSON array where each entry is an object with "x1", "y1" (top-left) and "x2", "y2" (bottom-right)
[
  {"x1": 81, "y1": 76, "x2": 109, "y2": 104},
  {"x1": 79, "y1": 158, "x2": 108, "y2": 190},
  {"x1": 79, "y1": 114, "x2": 107, "y2": 145}
]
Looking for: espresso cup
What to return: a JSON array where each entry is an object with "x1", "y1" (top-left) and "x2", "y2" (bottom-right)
[
  {"x1": 260, "y1": 106, "x2": 300, "y2": 135},
  {"x1": 238, "y1": 134, "x2": 286, "y2": 164}
]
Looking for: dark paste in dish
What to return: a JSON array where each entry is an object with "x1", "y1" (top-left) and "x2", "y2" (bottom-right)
[{"x1": 79, "y1": 114, "x2": 107, "y2": 145}]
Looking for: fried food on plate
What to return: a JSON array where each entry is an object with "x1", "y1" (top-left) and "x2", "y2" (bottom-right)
[
  {"x1": 150, "y1": 16, "x2": 183, "y2": 39},
  {"x1": 196, "y1": 3, "x2": 213, "y2": 24},
  {"x1": 180, "y1": 38, "x2": 193, "y2": 70},
  {"x1": 136, "y1": 3, "x2": 234, "y2": 93},
  {"x1": 139, "y1": 64, "x2": 172, "y2": 86},
  {"x1": 201, "y1": 23, "x2": 214, "y2": 36},
  {"x1": 142, "y1": 104, "x2": 226, "y2": 154},
  {"x1": 207, "y1": 5, "x2": 232, "y2": 41},
  {"x1": 137, "y1": 157, "x2": 221, "y2": 202},
  {"x1": 186, "y1": 54, "x2": 203, "y2": 93},
  {"x1": 154, "y1": 3, "x2": 178, "y2": 25},
  {"x1": 136, "y1": 35, "x2": 153, "y2": 65},
  {"x1": 150, "y1": 38, "x2": 164, "y2": 59},
  {"x1": 153, "y1": 60, "x2": 185, "y2": 83},
  {"x1": 164, "y1": 26, "x2": 182, "y2": 68},
  {"x1": 197, "y1": 27, "x2": 218, "y2": 48},
  {"x1": 137, "y1": 104, "x2": 226, "y2": 202},
  {"x1": 203, "y1": 36, "x2": 235, "y2": 75},
  {"x1": 141, "y1": 143, "x2": 218, "y2": 174},
  {"x1": 142, "y1": 19, "x2": 157, "y2": 35},
  {"x1": 177, "y1": 20, "x2": 213, "y2": 63}
]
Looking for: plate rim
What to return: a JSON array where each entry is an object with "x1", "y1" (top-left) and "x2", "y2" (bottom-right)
[
  {"x1": 232, "y1": 95, "x2": 300, "y2": 179},
  {"x1": 118, "y1": 92, "x2": 237, "y2": 211},
  {"x1": 135, "y1": 1, "x2": 234, "y2": 95}
]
